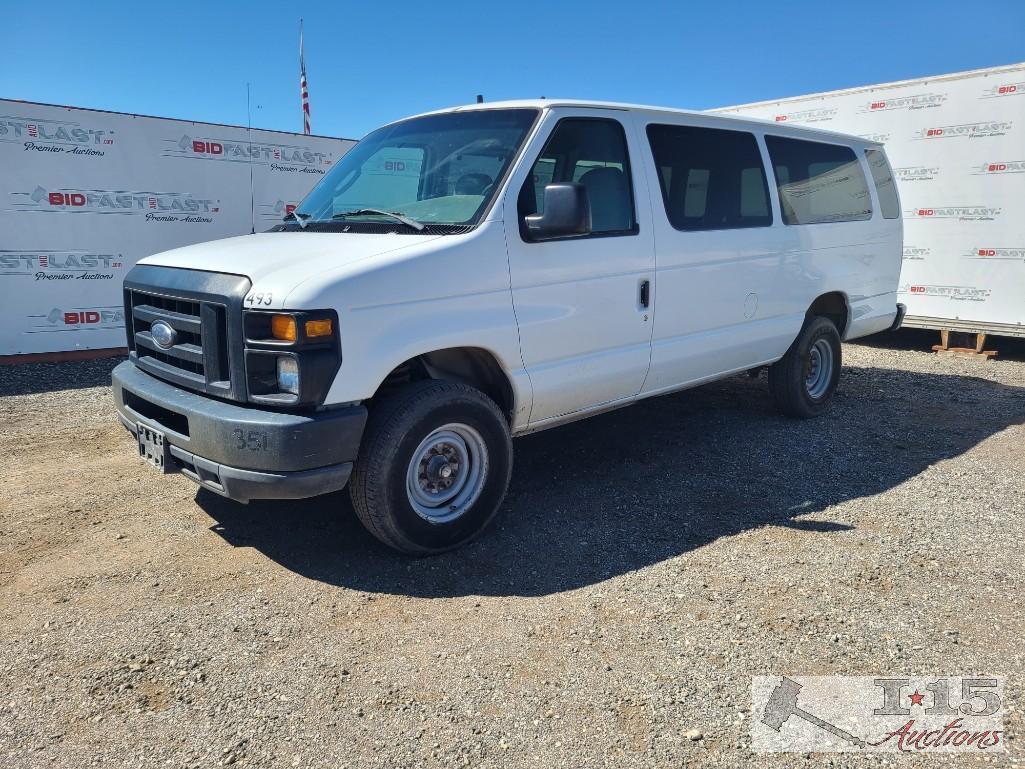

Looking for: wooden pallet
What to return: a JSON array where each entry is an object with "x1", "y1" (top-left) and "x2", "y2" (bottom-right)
[{"x1": 932, "y1": 330, "x2": 998, "y2": 360}]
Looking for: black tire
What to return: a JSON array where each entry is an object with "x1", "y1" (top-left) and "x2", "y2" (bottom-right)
[
  {"x1": 349, "y1": 380, "x2": 513, "y2": 555},
  {"x1": 767, "y1": 316, "x2": 842, "y2": 419}
]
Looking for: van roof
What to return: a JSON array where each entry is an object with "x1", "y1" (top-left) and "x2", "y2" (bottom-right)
[{"x1": 405, "y1": 98, "x2": 882, "y2": 147}]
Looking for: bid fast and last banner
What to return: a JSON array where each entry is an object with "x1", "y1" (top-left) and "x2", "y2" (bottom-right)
[{"x1": 0, "y1": 100, "x2": 353, "y2": 356}]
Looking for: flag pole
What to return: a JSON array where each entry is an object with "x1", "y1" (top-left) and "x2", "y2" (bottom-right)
[
  {"x1": 247, "y1": 82, "x2": 255, "y2": 234},
  {"x1": 300, "y1": 19, "x2": 311, "y2": 135}
]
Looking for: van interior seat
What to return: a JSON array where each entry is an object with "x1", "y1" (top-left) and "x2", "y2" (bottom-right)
[
  {"x1": 578, "y1": 167, "x2": 631, "y2": 232},
  {"x1": 667, "y1": 167, "x2": 702, "y2": 229},
  {"x1": 666, "y1": 165, "x2": 728, "y2": 230}
]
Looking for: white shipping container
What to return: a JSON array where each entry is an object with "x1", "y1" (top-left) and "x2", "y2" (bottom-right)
[
  {"x1": 711, "y1": 63, "x2": 1025, "y2": 338},
  {"x1": 0, "y1": 100, "x2": 355, "y2": 356}
]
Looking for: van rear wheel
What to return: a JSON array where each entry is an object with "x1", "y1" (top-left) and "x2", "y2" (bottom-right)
[
  {"x1": 349, "y1": 380, "x2": 513, "y2": 555},
  {"x1": 768, "y1": 316, "x2": 842, "y2": 418}
]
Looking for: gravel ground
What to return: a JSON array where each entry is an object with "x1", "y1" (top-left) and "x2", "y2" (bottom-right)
[{"x1": 0, "y1": 329, "x2": 1022, "y2": 768}]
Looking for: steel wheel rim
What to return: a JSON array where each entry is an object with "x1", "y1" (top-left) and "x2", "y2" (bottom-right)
[
  {"x1": 406, "y1": 423, "x2": 489, "y2": 524},
  {"x1": 805, "y1": 338, "x2": 834, "y2": 399}
]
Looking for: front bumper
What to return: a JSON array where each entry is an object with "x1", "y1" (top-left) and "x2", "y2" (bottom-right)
[
  {"x1": 112, "y1": 361, "x2": 366, "y2": 503},
  {"x1": 889, "y1": 303, "x2": 907, "y2": 331}
]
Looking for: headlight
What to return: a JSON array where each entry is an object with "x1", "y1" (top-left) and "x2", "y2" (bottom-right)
[{"x1": 276, "y1": 356, "x2": 300, "y2": 394}]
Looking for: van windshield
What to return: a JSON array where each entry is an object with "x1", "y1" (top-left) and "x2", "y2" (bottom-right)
[{"x1": 293, "y1": 108, "x2": 539, "y2": 231}]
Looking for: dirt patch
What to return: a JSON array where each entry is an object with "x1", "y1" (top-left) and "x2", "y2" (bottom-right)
[{"x1": 1, "y1": 337, "x2": 1023, "y2": 767}]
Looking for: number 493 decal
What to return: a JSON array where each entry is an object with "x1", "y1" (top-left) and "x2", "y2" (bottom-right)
[{"x1": 245, "y1": 291, "x2": 273, "y2": 306}]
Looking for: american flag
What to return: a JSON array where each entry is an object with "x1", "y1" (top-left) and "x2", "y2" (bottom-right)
[{"x1": 300, "y1": 20, "x2": 311, "y2": 135}]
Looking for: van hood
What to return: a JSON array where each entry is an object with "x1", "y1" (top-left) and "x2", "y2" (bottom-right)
[{"x1": 138, "y1": 231, "x2": 442, "y2": 290}]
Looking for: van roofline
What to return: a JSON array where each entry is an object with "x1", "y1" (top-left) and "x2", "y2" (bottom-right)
[{"x1": 394, "y1": 98, "x2": 882, "y2": 146}]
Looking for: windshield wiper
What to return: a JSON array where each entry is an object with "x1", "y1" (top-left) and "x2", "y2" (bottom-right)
[
  {"x1": 333, "y1": 208, "x2": 425, "y2": 231},
  {"x1": 284, "y1": 210, "x2": 311, "y2": 229}
]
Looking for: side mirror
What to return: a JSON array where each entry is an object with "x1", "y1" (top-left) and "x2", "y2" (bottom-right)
[{"x1": 524, "y1": 183, "x2": 592, "y2": 240}]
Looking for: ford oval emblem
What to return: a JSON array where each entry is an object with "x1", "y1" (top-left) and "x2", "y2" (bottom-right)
[{"x1": 150, "y1": 320, "x2": 177, "y2": 350}]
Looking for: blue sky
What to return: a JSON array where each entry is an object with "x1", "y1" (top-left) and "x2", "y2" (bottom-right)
[{"x1": 3, "y1": 1, "x2": 1023, "y2": 139}]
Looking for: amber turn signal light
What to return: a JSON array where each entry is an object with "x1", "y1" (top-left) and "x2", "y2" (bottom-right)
[
  {"x1": 304, "y1": 318, "x2": 334, "y2": 338},
  {"x1": 270, "y1": 314, "x2": 297, "y2": 342}
]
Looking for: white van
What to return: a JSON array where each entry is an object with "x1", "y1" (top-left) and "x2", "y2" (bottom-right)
[{"x1": 113, "y1": 100, "x2": 904, "y2": 554}]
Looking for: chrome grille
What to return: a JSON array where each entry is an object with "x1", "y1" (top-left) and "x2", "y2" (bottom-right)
[
  {"x1": 131, "y1": 294, "x2": 206, "y2": 377},
  {"x1": 123, "y1": 266, "x2": 251, "y2": 401}
]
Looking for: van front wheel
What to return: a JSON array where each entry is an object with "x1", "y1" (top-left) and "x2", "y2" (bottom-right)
[
  {"x1": 349, "y1": 380, "x2": 513, "y2": 555},
  {"x1": 767, "y1": 316, "x2": 842, "y2": 418}
]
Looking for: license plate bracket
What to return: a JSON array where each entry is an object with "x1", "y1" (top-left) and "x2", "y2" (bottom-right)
[{"x1": 137, "y1": 422, "x2": 171, "y2": 473}]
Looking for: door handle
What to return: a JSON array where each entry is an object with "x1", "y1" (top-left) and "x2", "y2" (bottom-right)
[{"x1": 639, "y1": 279, "x2": 650, "y2": 309}]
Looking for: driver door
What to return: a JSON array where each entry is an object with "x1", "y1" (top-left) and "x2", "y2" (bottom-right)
[{"x1": 502, "y1": 109, "x2": 655, "y2": 426}]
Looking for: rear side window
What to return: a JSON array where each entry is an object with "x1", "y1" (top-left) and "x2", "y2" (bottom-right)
[
  {"x1": 865, "y1": 149, "x2": 900, "y2": 219},
  {"x1": 646, "y1": 124, "x2": 771, "y2": 231},
  {"x1": 519, "y1": 118, "x2": 636, "y2": 235},
  {"x1": 765, "y1": 136, "x2": 872, "y2": 225}
]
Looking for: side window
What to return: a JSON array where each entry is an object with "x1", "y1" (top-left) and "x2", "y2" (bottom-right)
[
  {"x1": 529, "y1": 157, "x2": 557, "y2": 212},
  {"x1": 683, "y1": 168, "x2": 710, "y2": 218},
  {"x1": 519, "y1": 118, "x2": 636, "y2": 235},
  {"x1": 740, "y1": 167, "x2": 770, "y2": 217},
  {"x1": 865, "y1": 149, "x2": 900, "y2": 219},
  {"x1": 645, "y1": 124, "x2": 771, "y2": 231},
  {"x1": 765, "y1": 136, "x2": 872, "y2": 225}
]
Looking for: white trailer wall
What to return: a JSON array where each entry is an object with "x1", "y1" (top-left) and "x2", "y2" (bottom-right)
[
  {"x1": 712, "y1": 63, "x2": 1025, "y2": 337},
  {"x1": 0, "y1": 100, "x2": 355, "y2": 356}
]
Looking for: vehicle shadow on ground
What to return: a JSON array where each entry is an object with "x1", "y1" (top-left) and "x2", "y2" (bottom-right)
[{"x1": 199, "y1": 363, "x2": 1025, "y2": 597}]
